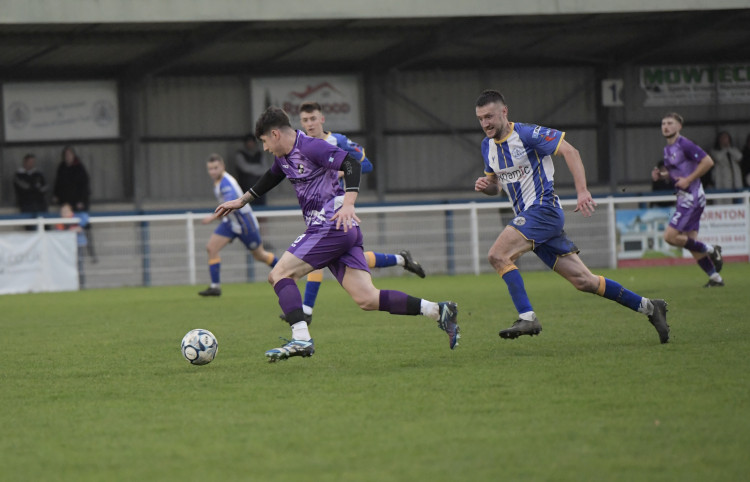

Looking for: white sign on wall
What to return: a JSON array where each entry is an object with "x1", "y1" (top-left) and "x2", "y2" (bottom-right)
[
  {"x1": 693, "y1": 204, "x2": 749, "y2": 257},
  {"x1": 602, "y1": 79, "x2": 624, "y2": 107},
  {"x1": 0, "y1": 231, "x2": 78, "y2": 295},
  {"x1": 251, "y1": 75, "x2": 361, "y2": 132},
  {"x1": 640, "y1": 64, "x2": 750, "y2": 106},
  {"x1": 3, "y1": 81, "x2": 120, "y2": 141}
]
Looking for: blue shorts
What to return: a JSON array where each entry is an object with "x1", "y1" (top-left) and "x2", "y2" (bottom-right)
[
  {"x1": 287, "y1": 224, "x2": 370, "y2": 284},
  {"x1": 508, "y1": 205, "x2": 579, "y2": 269},
  {"x1": 214, "y1": 218, "x2": 262, "y2": 251}
]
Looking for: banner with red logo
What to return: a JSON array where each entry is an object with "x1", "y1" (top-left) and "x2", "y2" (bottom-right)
[{"x1": 251, "y1": 75, "x2": 361, "y2": 132}]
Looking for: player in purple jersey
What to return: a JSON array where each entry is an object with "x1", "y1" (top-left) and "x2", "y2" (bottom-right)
[
  {"x1": 215, "y1": 107, "x2": 458, "y2": 361},
  {"x1": 656, "y1": 113, "x2": 724, "y2": 287},
  {"x1": 473, "y1": 90, "x2": 669, "y2": 344},
  {"x1": 277, "y1": 101, "x2": 426, "y2": 325},
  {"x1": 198, "y1": 154, "x2": 278, "y2": 296}
]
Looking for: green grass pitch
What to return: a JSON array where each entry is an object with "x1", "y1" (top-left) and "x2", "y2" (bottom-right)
[{"x1": 2, "y1": 263, "x2": 749, "y2": 481}]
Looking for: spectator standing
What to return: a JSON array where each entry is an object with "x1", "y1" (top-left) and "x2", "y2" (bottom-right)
[
  {"x1": 234, "y1": 134, "x2": 267, "y2": 205},
  {"x1": 53, "y1": 145, "x2": 90, "y2": 211},
  {"x1": 13, "y1": 153, "x2": 48, "y2": 228},
  {"x1": 650, "y1": 159, "x2": 674, "y2": 207},
  {"x1": 741, "y1": 133, "x2": 750, "y2": 188},
  {"x1": 53, "y1": 145, "x2": 96, "y2": 261},
  {"x1": 709, "y1": 131, "x2": 743, "y2": 191}
]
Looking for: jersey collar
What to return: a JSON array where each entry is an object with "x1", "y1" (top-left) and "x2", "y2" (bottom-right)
[{"x1": 493, "y1": 122, "x2": 515, "y2": 144}]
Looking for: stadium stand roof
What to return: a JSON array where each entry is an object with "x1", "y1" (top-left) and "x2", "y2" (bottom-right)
[{"x1": 0, "y1": 1, "x2": 749, "y2": 79}]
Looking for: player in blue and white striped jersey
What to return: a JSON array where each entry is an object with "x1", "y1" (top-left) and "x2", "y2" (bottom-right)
[
  {"x1": 473, "y1": 90, "x2": 670, "y2": 344},
  {"x1": 198, "y1": 153, "x2": 278, "y2": 296}
]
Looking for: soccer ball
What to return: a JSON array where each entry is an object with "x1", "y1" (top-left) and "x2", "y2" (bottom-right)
[{"x1": 181, "y1": 329, "x2": 218, "y2": 365}]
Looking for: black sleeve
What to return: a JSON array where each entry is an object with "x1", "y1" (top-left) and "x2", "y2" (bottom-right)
[
  {"x1": 248, "y1": 169, "x2": 286, "y2": 200},
  {"x1": 340, "y1": 154, "x2": 361, "y2": 192}
]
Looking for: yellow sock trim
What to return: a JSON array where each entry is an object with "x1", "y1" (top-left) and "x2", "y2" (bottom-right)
[
  {"x1": 209, "y1": 258, "x2": 221, "y2": 265},
  {"x1": 596, "y1": 276, "x2": 606, "y2": 296},
  {"x1": 307, "y1": 270, "x2": 324, "y2": 283},
  {"x1": 264, "y1": 252, "x2": 275, "y2": 266},
  {"x1": 498, "y1": 264, "x2": 518, "y2": 277},
  {"x1": 364, "y1": 251, "x2": 376, "y2": 268}
]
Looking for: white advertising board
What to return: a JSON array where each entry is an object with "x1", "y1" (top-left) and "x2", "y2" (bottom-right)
[
  {"x1": 3, "y1": 81, "x2": 120, "y2": 141},
  {"x1": 0, "y1": 231, "x2": 78, "y2": 294}
]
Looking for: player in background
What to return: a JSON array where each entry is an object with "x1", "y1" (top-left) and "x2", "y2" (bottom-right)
[
  {"x1": 278, "y1": 100, "x2": 425, "y2": 324},
  {"x1": 198, "y1": 153, "x2": 278, "y2": 296},
  {"x1": 473, "y1": 90, "x2": 670, "y2": 344},
  {"x1": 654, "y1": 113, "x2": 724, "y2": 287},
  {"x1": 215, "y1": 107, "x2": 459, "y2": 361}
]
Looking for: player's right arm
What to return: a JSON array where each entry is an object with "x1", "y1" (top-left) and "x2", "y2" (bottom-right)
[
  {"x1": 215, "y1": 169, "x2": 285, "y2": 217},
  {"x1": 475, "y1": 172, "x2": 500, "y2": 195}
]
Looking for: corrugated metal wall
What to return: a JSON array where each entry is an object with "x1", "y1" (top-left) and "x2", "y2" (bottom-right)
[{"x1": 2, "y1": 66, "x2": 749, "y2": 210}]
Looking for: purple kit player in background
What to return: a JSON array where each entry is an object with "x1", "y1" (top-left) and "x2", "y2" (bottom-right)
[
  {"x1": 657, "y1": 112, "x2": 724, "y2": 287},
  {"x1": 215, "y1": 106, "x2": 459, "y2": 362},
  {"x1": 473, "y1": 90, "x2": 670, "y2": 344}
]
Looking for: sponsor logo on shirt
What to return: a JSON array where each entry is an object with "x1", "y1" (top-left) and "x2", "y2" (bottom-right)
[
  {"x1": 532, "y1": 126, "x2": 541, "y2": 138},
  {"x1": 328, "y1": 156, "x2": 335, "y2": 163},
  {"x1": 497, "y1": 165, "x2": 531, "y2": 184},
  {"x1": 298, "y1": 164, "x2": 304, "y2": 174}
]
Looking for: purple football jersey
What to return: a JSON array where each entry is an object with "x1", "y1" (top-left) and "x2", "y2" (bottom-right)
[
  {"x1": 663, "y1": 136, "x2": 707, "y2": 198},
  {"x1": 269, "y1": 130, "x2": 350, "y2": 227}
]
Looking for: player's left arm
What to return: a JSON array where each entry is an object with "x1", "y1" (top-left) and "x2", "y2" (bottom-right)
[
  {"x1": 330, "y1": 155, "x2": 362, "y2": 231},
  {"x1": 557, "y1": 140, "x2": 596, "y2": 217},
  {"x1": 335, "y1": 134, "x2": 373, "y2": 175},
  {"x1": 675, "y1": 154, "x2": 713, "y2": 190}
]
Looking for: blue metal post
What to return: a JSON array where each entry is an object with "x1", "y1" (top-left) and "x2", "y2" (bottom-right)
[
  {"x1": 141, "y1": 221, "x2": 151, "y2": 287},
  {"x1": 445, "y1": 209, "x2": 455, "y2": 275}
]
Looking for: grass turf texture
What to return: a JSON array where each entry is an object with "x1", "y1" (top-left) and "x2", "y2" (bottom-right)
[{"x1": 2, "y1": 263, "x2": 749, "y2": 481}]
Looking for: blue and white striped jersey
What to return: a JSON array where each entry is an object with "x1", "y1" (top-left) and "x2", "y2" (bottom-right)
[
  {"x1": 214, "y1": 172, "x2": 259, "y2": 234},
  {"x1": 323, "y1": 132, "x2": 373, "y2": 174},
  {"x1": 482, "y1": 122, "x2": 565, "y2": 215}
]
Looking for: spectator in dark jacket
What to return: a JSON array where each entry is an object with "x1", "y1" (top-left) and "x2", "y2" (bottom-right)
[
  {"x1": 53, "y1": 145, "x2": 90, "y2": 212},
  {"x1": 14, "y1": 153, "x2": 49, "y2": 215}
]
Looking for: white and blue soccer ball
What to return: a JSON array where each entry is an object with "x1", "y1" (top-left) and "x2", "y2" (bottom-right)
[{"x1": 181, "y1": 329, "x2": 218, "y2": 365}]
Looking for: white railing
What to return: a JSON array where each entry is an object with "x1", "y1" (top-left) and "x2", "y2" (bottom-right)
[{"x1": 1, "y1": 192, "x2": 748, "y2": 290}]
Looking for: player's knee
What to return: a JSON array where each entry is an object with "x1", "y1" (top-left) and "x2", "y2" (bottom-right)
[
  {"x1": 350, "y1": 290, "x2": 379, "y2": 310},
  {"x1": 488, "y1": 250, "x2": 512, "y2": 270},
  {"x1": 571, "y1": 273, "x2": 597, "y2": 293}
]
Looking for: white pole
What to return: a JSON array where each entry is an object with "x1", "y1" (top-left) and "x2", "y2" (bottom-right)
[
  {"x1": 469, "y1": 202, "x2": 480, "y2": 275},
  {"x1": 607, "y1": 197, "x2": 617, "y2": 269}
]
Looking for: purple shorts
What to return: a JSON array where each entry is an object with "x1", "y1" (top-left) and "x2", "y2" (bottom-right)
[
  {"x1": 287, "y1": 224, "x2": 370, "y2": 284},
  {"x1": 669, "y1": 193, "x2": 705, "y2": 232}
]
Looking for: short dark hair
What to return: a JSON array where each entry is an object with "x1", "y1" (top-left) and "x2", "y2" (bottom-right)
[
  {"x1": 300, "y1": 101, "x2": 322, "y2": 113},
  {"x1": 243, "y1": 133, "x2": 257, "y2": 143},
  {"x1": 476, "y1": 90, "x2": 507, "y2": 108},
  {"x1": 207, "y1": 153, "x2": 224, "y2": 164},
  {"x1": 23, "y1": 153, "x2": 36, "y2": 162},
  {"x1": 663, "y1": 112, "x2": 683, "y2": 125},
  {"x1": 255, "y1": 106, "x2": 292, "y2": 138}
]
